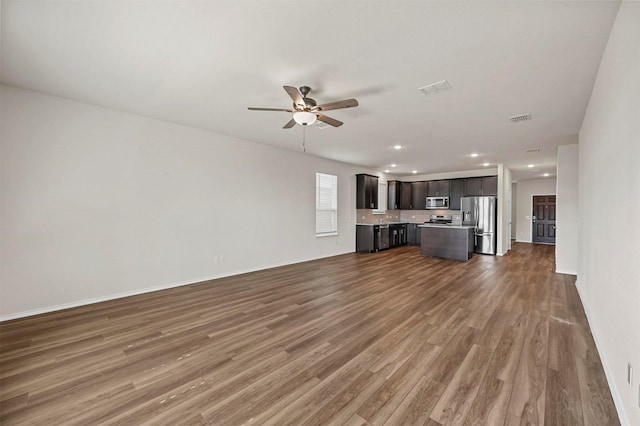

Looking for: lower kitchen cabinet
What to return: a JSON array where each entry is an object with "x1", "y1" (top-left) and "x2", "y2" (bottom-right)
[
  {"x1": 357, "y1": 224, "x2": 407, "y2": 252},
  {"x1": 356, "y1": 224, "x2": 389, "y2": 252},
  {"x1": 406, "y1": 223, "x2": 422, "y2": 246},
  {"x1": 389, "y1": 224, "x2": 407, "y2": 247}
]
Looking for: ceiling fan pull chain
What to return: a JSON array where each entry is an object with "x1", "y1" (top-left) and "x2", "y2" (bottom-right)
[{"x1": 303, "y1": 126, "x2": 306, "y2": 153}]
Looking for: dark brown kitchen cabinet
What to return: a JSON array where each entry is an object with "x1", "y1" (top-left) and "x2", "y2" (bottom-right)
[
  {"x1": 356, "y1": 224, "x2": 389, "y2": 252},
  {"x1": 464, "y1": 178, "x2": 483, "y2": 196},
  {"x1": 399, "y1": 182, "x2": 412, "y2": 209},
  {"x1": 481, "y1": 176, "x2": 498, "y2": 195},
  {"x1": 411, "y1": 181, "x2": 427, "y2": 210},
  {"x1": 449, "y1": 179, "x2": 465, "y2": 210},
  {"x1": 407, "y1": 224, "x2": 422, "y2": 246},
  {"x1": 427, "y1": 180, "x2": 450, "y2": 197},
  {"x1": 390, "y1": 224, "x2": 407, "y2": 247},
  {"x1": 356, "y1": 174, "x2": 378, "y2": 209},
  {"x1": 463, "y1": 176, "x2": 498, "y2": 196},
  {"x1": 387, "y1": 181, "x2": 412, "y2": 210}
]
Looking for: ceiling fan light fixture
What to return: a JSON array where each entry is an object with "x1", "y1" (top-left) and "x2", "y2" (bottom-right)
[{"x1": 293, "y1": 111, "x2": 317, "y2": 126}]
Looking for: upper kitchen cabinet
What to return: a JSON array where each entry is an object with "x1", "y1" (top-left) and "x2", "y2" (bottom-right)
[
  {"x1": 464, "y1": 178, "x2": 483, "y2": 196},
  {"x1": 388, "y1": 181, "x2": 412, "y2": 210},
  {"x1": 481, "y1": 176, "x2": 498, "y2": 195},
  {"x1": 356, "y1": 174, "x2": 379, "y2": 209},
  {"x1": 400, "y1": 182, "x2": 412, "y2": 209},
  {"x1": 411, "y1": 181, "x2": 427, "y2": 210},
  {"x1": 449, "y1": 179, "x2": 465, "y2": 210},
  {"x1": 427, "y1": 180, "x2": 450, "y2": 197},
  {"x1": 463, "y1": 176, "x2": 498, "y2": 196}
]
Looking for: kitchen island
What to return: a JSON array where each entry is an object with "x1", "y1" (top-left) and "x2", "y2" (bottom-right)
[{"x1": 419, "y1": 224, "x2": 474, "y2": 261}]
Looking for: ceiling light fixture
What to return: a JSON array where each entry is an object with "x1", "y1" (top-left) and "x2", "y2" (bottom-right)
[
  {"x1": 293, "y1": 111, "x2": 317, "y2": 126},
  {"x1": 384, "y1": 170, "x2": 390, "y2": 173},
  {"x1": 470, "y1": 153, "x2": 479, "y2": 158},
  {"x1": 391, "y1": 164, "x2": 397, "y2": 168},
  {"x1": 482, "y1": 163, "x2": 490, "y2": 167},
  {"x1": 412, "y1": 170, "x2": 417, "y2": 174},
  {"x1": 393, "y1": 145, "x2": 403, "y2": 150},
  {"x1": 543, "y1": 173, "x2": 550, "y2": 177},
  {"x1": 527, "y1": 164, "x2": 534, "y2": 168}
]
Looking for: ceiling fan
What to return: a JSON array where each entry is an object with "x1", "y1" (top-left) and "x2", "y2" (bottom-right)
[{"x1": 248, "y1": 86, "x2": 358, "y2": 129}]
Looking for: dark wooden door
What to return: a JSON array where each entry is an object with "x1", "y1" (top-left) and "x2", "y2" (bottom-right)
[{"x1": 532, "y1": 195, "x2": 556, "y2": 244}]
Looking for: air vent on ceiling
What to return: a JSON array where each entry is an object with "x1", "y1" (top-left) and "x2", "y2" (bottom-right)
[
  {"x1": 510, "y1": 113, "x2": 532, "y2": 123},
  {"x1": 419, "y1": 80, "x2": 452, "y2": 96},
  {"x1": 526, "y1": 148, "x2": 541, "y2": 153}
]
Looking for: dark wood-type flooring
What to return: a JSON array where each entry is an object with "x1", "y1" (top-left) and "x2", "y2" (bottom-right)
[{"x1": 0, "y1": 243, "x2": 619, "y2": 425}]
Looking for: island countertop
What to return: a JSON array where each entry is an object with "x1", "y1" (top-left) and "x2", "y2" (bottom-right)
[
  {"x1": 418, "y1": 224, "x2": 474, "y2": 229},
  {"x1": 420, "y1": 225, "x2": 474, "y2": 261}
]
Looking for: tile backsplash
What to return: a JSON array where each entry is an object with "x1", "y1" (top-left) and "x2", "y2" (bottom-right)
[
  {"x1": 356, "y1": 209, "x2": 402, "y2": 223},
  {"x1": 356, "y1": 209, "x2": 462, "y2": 224}
]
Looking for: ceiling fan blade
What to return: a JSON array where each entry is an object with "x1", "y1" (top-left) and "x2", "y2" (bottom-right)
[
  {"x1": 248, "y1": 107, "x2": 294, "y2": 112},
  {"x1": 283, "y1": 86, "x2": 306, "y2": 109},
  {"x1": 314, "y1": 98, "x2": 358, "y2": 112},
  {"x1": 317, "y1": 114, "x2": 343, "y2": 127},
  {"x1": 283, "y1": 118, "x2": 296, "y2": 129}
]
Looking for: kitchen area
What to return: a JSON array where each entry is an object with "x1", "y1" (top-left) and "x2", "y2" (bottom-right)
[{"x1": 355, "y1": 173, "x2": 498, "y2": 261}]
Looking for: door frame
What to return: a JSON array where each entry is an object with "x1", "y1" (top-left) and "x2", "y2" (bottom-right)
[{"x1": 531, "y1": 194, "x2": 556, "y2": 244}]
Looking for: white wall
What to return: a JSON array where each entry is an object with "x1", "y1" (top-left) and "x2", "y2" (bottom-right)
[
  {"x1": 399, "y1": 168, "x2": 497, "y2": 182},
  {"x1": 555, "y1": 144, "x2": 579, "y2": 274},
  {"x1": 511, "y1": 182, "x2": 517, "y2": 240},
  {"x1": 497, "y1": 164, "x2": 512, "y2": 255},
  {"x1": 514, "y1": 178, "x2": 557, "y2": 243},
  {"x1": 577, "y1": 2, "x2": 640, "y2": 424},
  {"x1": 0, "y1": 85, "x2": 378, "y2": 319}
]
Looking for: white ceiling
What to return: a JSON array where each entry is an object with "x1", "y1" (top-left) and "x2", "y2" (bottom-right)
[{"x1": 1, "y1": 1, "x2": 621, "y2": 180}]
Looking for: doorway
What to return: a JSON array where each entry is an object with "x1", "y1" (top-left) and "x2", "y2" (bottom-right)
[{"x1": 532, "y1": 195, "x2": 556, "y2": 244}]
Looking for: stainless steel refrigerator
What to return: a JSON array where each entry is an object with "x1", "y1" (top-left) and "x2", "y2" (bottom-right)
[{"x1": 461, "y1": 196, "x2": 497, "y2": 255}]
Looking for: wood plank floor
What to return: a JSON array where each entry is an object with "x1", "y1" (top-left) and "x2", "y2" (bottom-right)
[{"x1": 0, "y1": 243, "x2": 619, "y2": 425}]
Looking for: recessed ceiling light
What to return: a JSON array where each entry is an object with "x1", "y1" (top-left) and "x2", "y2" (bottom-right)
[
  {"x1": 543, "y1": 173, "x2": 550, "y2": 177},
  {"x1": 393, "y1": 145, "x2": 403, "y2": 150},
  {"x1": 482, "y1": 163, "x2": 490, "y2": 167},
  {"x1": 391, "y1": 164, "x2": 397, "y2": 168},
  {"x1": 412, "y1": 170, "x2": 417, "y2": 174},
  {"x1": 470, "y1": 153, "x2": 479, "y2": 158},
  {"x1": 527, "y1": 164, "x2": 534, "y2": 168},
  {"x1": 384, "y1": 170, "x2": 390, "y2": 173}
]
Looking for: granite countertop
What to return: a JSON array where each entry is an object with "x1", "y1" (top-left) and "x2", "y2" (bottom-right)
[
  {"x1": 418, "y1": 224, "x2": 474, "y2": 229},
  {"x1": 356, "y1": 222, "x2": 409, "y2": 226}
]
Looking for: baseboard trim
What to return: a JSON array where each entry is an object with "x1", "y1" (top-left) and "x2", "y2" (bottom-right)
[
  {"x1": 574, "y1": 279, "x2": 630, "y2": 426},
  {"x1": 555, "y1": 269, "x2": 577, "y2": 275},
  {"x1": 0, "y1": 250, "x2": 355, "y2": 322}
]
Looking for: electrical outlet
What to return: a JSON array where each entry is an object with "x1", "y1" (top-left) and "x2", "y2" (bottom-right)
[{"x1": 628, "y1": 363, "x2": 633, "y2": 386}]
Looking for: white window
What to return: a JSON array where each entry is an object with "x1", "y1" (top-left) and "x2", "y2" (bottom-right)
[
  {"x1": 316, "y1": 173, "x2": 338, "y2": 236},
  {"x1": 373, "y1": 181, "x2": 387, "y2": 214}
]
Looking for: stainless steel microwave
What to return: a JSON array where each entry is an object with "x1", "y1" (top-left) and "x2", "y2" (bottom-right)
[{"x1": 426, "y1": 196, "x2": 449, "y2": 209}]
